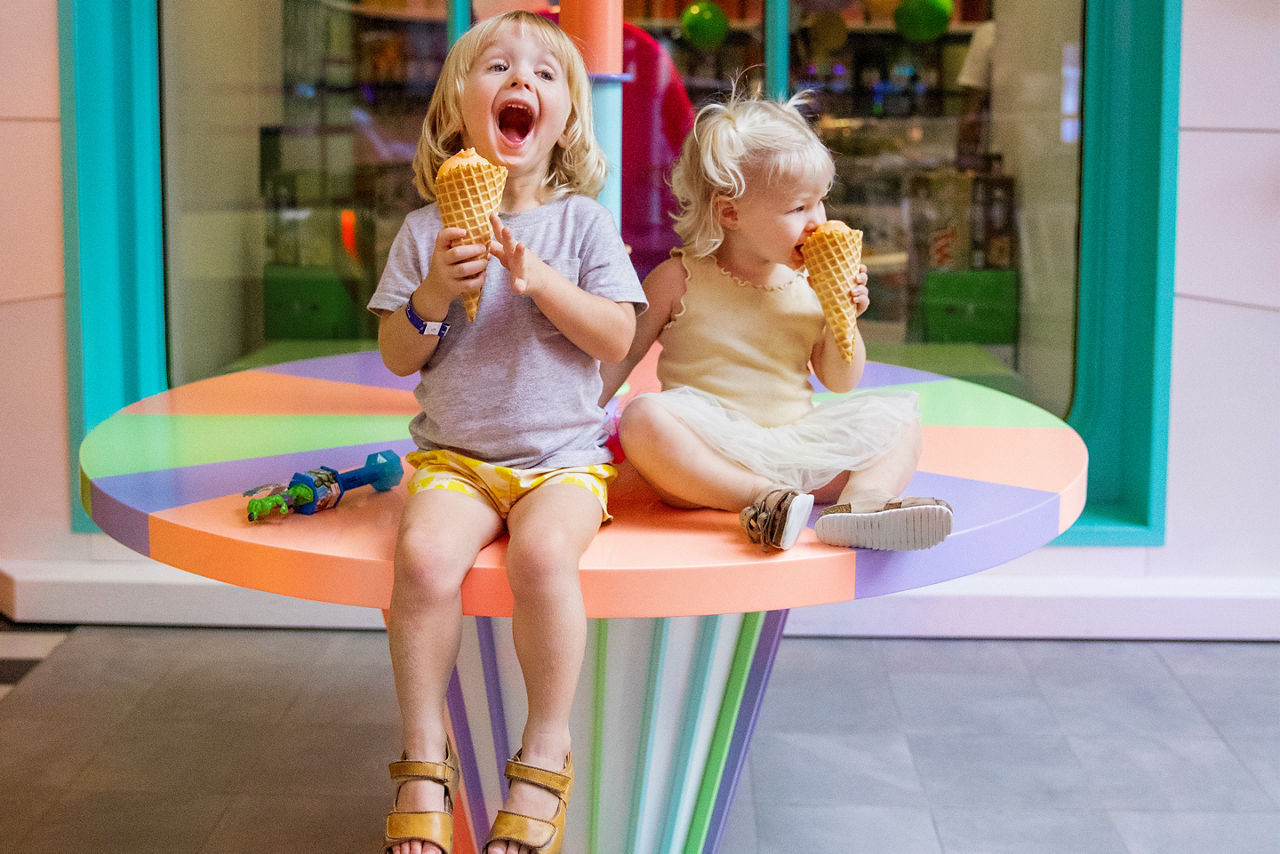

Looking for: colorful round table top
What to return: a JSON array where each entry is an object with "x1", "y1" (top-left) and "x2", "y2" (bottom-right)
[{"x1": 79, "y1": 350, "x2": 1086, "y2": 618}]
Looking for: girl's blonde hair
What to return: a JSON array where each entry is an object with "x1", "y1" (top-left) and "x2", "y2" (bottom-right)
[
  {"x1": 669, "y1": 91, "x2": 835, "y2": 258},
  {"x1": 412, "y1": 11, "x2": 607, "y2": 202}
]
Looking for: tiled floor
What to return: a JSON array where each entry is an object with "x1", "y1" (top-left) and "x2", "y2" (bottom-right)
[{"x1": 1, "y1": 621, "x2": 1278, "y2": 853}]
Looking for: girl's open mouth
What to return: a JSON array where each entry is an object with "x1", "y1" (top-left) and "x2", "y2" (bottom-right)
[{"x1": 498, "y1": 103, "x2": 534, "y2": 145}]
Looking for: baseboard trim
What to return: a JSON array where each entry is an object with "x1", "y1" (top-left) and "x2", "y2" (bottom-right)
[
  {"x1": 0, "y1": 559, "x2": 385, "y2": 628},
  {"x1": 785, "y1": 573, "x2": 1280, "y2": 640}
]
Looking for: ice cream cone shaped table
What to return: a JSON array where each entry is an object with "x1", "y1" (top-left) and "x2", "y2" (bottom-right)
[{"x1": 80, "y1": 348, "x2": 1086, "y2": 853}]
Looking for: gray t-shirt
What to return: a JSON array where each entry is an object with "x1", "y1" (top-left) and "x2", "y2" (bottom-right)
[{"x1": 369, "y1": 194, "x2": 647, "y2": 469}]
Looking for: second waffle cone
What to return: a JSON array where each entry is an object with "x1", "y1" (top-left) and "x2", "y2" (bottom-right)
[
  {"x1": 436, "y1": 148, "x2": 508, "y2": 321},
  {"x1": 801, "y1": 220, "x2": 863, "y2": 364}
]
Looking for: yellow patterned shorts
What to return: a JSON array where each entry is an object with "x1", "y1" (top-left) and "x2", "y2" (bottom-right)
[{"x1": 405, "y1": 449, "x2": 616, "y2": 521}]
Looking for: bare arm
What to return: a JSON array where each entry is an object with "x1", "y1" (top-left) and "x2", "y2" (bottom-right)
[
  {"x1": 599, "y1": 257, "x2": 686, "y2": 405},
  {"x1": 378, "y1": 226, "x2": 489, "y2": 377},
  {"x1": 489, "y1": 213, "x2": 636, "y2": 364},
  {"x1": 811, "y1": 263, "x2": 870, "y2": 393}
]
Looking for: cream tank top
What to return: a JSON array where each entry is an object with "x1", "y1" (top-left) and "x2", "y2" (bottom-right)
[{"x1": 656, "y1": 251, "x2": 826, "y2": 428}]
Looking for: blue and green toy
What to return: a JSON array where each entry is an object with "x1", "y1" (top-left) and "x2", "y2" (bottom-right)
[{"x1": 244, "y1": 450, "x2": 404, "y2": 521}]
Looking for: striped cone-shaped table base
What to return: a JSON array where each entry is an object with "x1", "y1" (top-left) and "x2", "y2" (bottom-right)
[{"x1": 445, "y1": 610, "x2": 787, "y2": 854}]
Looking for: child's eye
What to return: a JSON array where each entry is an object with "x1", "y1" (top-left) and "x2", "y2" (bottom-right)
[
  {"x1": 488, "y1": 61, "x2": 509, "y2": 73},
  {"x1": 538, "y1": 70, "x2": 555, "y2": 81}
]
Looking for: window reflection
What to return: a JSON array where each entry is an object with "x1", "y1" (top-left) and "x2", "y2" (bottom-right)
[{"x1": 162, "y1": 0, "x2": 1081, "y2": 416}]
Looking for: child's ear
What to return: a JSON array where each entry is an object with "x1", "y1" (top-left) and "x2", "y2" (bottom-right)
[{"x1": 714, "y1": 195, "x2": 739, "y2": 230}]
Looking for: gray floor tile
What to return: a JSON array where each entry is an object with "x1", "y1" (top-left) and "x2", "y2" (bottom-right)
[
  {"x1": 0, "y1": 630, "x2": 178, "y2": 724},
  {"x1": 773, "y1": 636, "x2": 886, "y2": 679},
  {"x1": 1025, "y1": 643, "x2": 1217, "y2": 740},
  {"x1": 891, "y1": 672, "x2": 1060, "y2": 736},
  {"x1": 1153, "y1": 641, "x2": 1280, "y2": 679},
  {"x1": 756, "y1": 803, "x2": 942, "y2": 853},
  {"x1": 878, "y1": 638, "x2": 1030, "y2": 675},
  {"x1": 909, "y1": 734, "x2": 1092, "y2": 809},
  {"x1": 1170, "y1": 670, "x2": 1280, "y2": 740},
  {"x1": 240, "y1": 720, "x2": 401, "y2": 796},
  {"x1": 200, "y1": 792, "x2": 388, "y2": 853},
  {"x1": 5, "y1": 631, "x2": 1280, "y2": 852},
  {"x1": 1069, "y1": 734, "x2": 1274, "y2": 810},
  {"x1": 70, "y1": 716, "x2": 278, "y2": 795},
  {"x1": 750, "y1": 729, "x2": 928, "y2": 808},
  {"x1": 128, "y1": 657, "x2": 309, "y2": 726},
  {"x1": 0, "y1": 790, "x2": 57, "y2": 854},
  {"x1": 757, "y1": 639, "x2": 899, "y2": 734},
  {"x1": 12, "y1": 789, "x2": 232, "y2": 854},
  {"x1": 1230, "y1": 737, "x2": 1280, "y2": 808},
  {"x1": 932, "y1": 807, "x2": 1129, "y2": 854},
  {"x1": 1110, "y1": 810, "x2": 1280, "y2": 854},
  {"x1": 281, "y1": 631, "x2": 400, "y2": 727},
  {"x1": 0, "y1": 714, "x2": 118, "y2": 790},
  {"x1": 715, "y1": 754, "x2": 758, "y2": 854}
]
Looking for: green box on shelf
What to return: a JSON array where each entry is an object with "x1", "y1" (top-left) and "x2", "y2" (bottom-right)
[
  {"x1": 921, "y1": 269, "x2": 1019, "y2": 345},
  {"x1": 263, "y1": 264, "x2": 359, "y2": 340}
]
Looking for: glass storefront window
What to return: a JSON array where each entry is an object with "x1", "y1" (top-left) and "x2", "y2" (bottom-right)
[
  {"x1": 162, "y1": 0, "x2": 1082, "y2": 418},
  {"x1": 162, "y1": 0, "x2": 450, "y2": 384},
  {"x1": 626, "y1": 0, "x2": 1082, "y2": 416},
  {"x1": 786, "y1": 0, "x2": 1082, "y2": 416}
]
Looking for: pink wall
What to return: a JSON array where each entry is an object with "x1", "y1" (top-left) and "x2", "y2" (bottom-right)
[{"x1": 0, "y1": 1, "x2": 77, "y2": 560}]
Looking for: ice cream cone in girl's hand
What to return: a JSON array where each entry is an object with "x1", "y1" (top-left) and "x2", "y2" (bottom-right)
[
  {"x1": 801, "y1": 220, "x2": 863, "y2": 364},
  {"x1": 435, "y1": 148, "x2": 508, "y2": 321}
]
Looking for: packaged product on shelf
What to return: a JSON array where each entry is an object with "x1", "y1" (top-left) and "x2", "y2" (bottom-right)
[{"x1": 969, "y1": 174, "x2": 1016, "y2": 269}]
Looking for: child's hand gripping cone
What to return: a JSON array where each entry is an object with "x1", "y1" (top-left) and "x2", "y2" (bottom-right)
[
  {"x1": 435, "y1": 148, "x2": 508, "y2": 321},
  {"x1": 801, "y1": 220, "x2": 863, "y2": 364}
]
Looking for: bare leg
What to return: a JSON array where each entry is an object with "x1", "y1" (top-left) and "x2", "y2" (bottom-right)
[
  {"x1": 816, "y1": 421, "x2": 952, "y2": 550},
  {"x1": 618, "y1": 395, "x2": 774, "y2": 510},
  {"x1": 836, "y1": 419, "x2": 923, "y2": 511},
  {"x1": 388, "y1": 488, "x2": 503, "y2": 854},
  {"x1": 485, "y1": 483, "x2": 602, "y2": 854}
]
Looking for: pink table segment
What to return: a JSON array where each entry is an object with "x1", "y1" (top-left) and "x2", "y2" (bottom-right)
[{"x1": 79, "y1": 350, "x2": 1086, "y2": 853}]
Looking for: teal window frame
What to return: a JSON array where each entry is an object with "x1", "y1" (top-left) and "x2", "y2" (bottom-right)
[{"x1": 60, "y1": 0, "x2": 1177, "y2": 545}]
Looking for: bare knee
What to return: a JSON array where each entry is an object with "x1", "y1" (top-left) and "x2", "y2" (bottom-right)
[
  {"x1": 617, "y1": 397, "x2": 675, "y2": 457},
  {"x1": 394, "y1": 521, "x2": 473, "y2": 605},
  {"x1": 505, "y1": 531, "x2": 582, "y2": 603}
]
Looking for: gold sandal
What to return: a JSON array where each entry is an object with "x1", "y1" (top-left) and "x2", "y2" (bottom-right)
[
  {"x1": 384, "y1": 737, "x2": 459, "y2": 854},
  {"x1": 485, "y1": 751, "x2": 574, "y2": 854}
]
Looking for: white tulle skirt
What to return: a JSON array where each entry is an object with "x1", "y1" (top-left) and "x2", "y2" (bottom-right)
[{"x1": 637, "y1": 385, "x2": 920, "y2": 493}]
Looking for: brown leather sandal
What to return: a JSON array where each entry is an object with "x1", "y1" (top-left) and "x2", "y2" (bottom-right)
[
  {"x1": 384, "y1": 737, "x2": 460, "y2": 854},
  {"x1": 485, "y1": 751, "x2": 574, "y2": 854}
]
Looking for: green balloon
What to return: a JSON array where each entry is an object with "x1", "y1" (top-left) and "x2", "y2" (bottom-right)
[
  {"x1": 681, "y1": 2, "x2": 730, "y2": 52},
  {"x1": 894, "y1": 0, "x2": 953, "y2": 43}
]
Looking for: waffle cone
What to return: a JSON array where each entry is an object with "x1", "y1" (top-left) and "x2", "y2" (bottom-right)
[
  {"x1": 801, "y1": 221, "x2": 863, "y2": 364},
  {"x1": 436, "y1": 148, "x2": 507, "y2": 321}
]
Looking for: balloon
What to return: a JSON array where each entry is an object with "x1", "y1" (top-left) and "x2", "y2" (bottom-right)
[
  {"x1": 808, "y1": 11, "x2": 848, "y2": 56},
  {"x1": 680, "y1": 2, "x2": 729, "y2": 52},
  {"x1": 894, "y1": 0, "x2": 953, "y2": 42},
  {"x1": 864, "y1": 0, "x2": 901, "y2": 18}
]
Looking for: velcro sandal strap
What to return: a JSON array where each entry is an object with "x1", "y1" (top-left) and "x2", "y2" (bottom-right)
[
  {"x1": 390, "y1": 759, "x2": 457, "y2": 787},
  {"x1": 504, "y1": 756, "x2": 574, "y2": 798},
  {"x1": 385, "y1": 810, "x2": 452, "y2": 853},
  {"x1": 487, "y1": 809, "x2": 556, "y2": 850}
]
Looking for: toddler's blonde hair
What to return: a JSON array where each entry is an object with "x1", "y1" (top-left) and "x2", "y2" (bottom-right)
[
  {"x1": 669, "y1": 91, "x2": 835, "y2": 258},
  {"x1": 412, "y1": 11, "x2": 607, "y2": 202}
]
